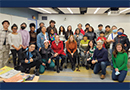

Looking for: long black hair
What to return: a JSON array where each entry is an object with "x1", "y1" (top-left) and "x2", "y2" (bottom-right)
[
  {"x1": 87, "y1": 40, "x2": 95, "y2": 50},
  {"x1": 59, "y1": 26, "x2": 66, "y2": 35},
  {"x1": 75, "y1": 28, "x2": 80, "y2": 35}
]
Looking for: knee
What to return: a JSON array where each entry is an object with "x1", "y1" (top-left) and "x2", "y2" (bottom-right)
[
  {"x1": 50, "y1": 62, "x2": 55, "y2": 68},
  {"x1": 39, "y1": 66, "x2": 45, "y2": 74},
  {"x1": 101, "y1": 62, "x2": 106, "y2": 67},
  {"x1": 118, "y1": 78, "x2": 124, "y2": 82},
  {"x1": 93, "y1": 68, "x2": 99, "y2": 74}
]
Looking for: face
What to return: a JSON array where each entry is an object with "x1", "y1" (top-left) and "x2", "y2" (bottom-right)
[
  {"x1": 55, "y1": 36, "x2": 59, "y2": 41},
  {"x1": 41, "y1": 27, "x2": 46, "y2": 33},
  {"x1": 118, "y1": 30, "x2": 123, "y2": 33},
  {"x1": 83, "y1": 37, "x2": 87, "y2": 41},
  {"x1": 3, "y1": 22, "x2": 9, "y2": 29},
  {"x1": 96, "y1": 42, "x2": 103, "y2": 50},
  {"x1": 29, "y1": 44, "x2": 35, "y2": 52},
  {"x1": 50, "y1": 29, "x2": 54, "y2": 34},
  {"x1": 50, "y1": 22, "x2": 55, "y2": 26},
  {"x1": 100, "y1": 33, "x2": 104, "y2": 37},
  {"x1": 30, "y1": 26, "x2": 35, "y2": 32},
  {"x1": 89, "y1": 27, "x2": 93, "y2": 32},
  {"x1": 116, "y1": 45, "x2": 122, "y2": 52},
  {"x1": 70, "y1": 36, "x2": 74, "y2": 42},
  {"x1": 105, "y1": 27, "x2": 110, "y2": 32},
  {"x1": 76, "y1": 30, "x2": 80, "y2": 34},
  {"x1": 98, "y1": 26, "x2": 103, "y2": 30},
  {"x1": 68, "y1": 26, "x2": 71, "y2": 31},
  {"x1": 40, "y1": 23, "x2": 44, "y2": 27},
  {"x1": 60, "y1": 27, "x2": 63, "y2": 31},
  {"x1": 85, "y1": 25, "x2": 89, "y2": 28},
  {"x1": 12, "y1": 26, "x2": 17, "y2": 33},
  {"x1": 78, "y1": 24, "x2": 82, "y2": 29},
  {"x1": 44, "y1": 42, "x2": 49, "y2": 47},
  {"x1": 112, "y1": 26, "x2": 117, "y2": 30},
  {"x1": 89, "y1": 41, "x2": 93, "y2": 47},
  {"x1": 21, "y1": 24, "x2": 26, "y2": 28}
]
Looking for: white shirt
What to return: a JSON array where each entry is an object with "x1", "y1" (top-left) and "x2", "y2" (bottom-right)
[
  {"x1": 107, "y1": 33, "x2": 118, "y2": 49},
  {"x1": 59, "y1": 32, "x2": 66, "y2": 41}
]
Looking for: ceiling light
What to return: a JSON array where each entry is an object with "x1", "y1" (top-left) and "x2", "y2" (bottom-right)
[
  {"x1": 94, "y1": 8, "x2": 100, "y2": 14},
  {"x1": 119, "y1": 8, "x2": 130, "y2": 14},
  {"x1": 67, "y1": 8, "x2": 73, "y2": 14},
  {"x1": 38, "y1": 8, "x2": 51, "y2": 14}
]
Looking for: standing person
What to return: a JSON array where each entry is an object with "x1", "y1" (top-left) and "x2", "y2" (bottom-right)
[
  {"x1": 77, "y1": 23, "x2": 85, "y2": 35},
  {"x1": 66, "y1": 25, "x2": 73, "y2": 40},
  {"x1": 49, "y1": 28, "x2": 57, "y2": 43},
  {"x1": 85, "y1": 26, "x2": 96, "y2": 44},
  {"x1": 92, "y1": 40, "x2": 110, "y2": 79},
  {"x1": 79, "y1": 35, "x2": 89, "y2": 69},
  {"x1": 29, "y1": 23, "x2": 37, "y2": 49},
  {"x1": 0, "y1": 20, "x2": 11, "y2": 68},
  {"x1": 37, "y1": 26, "x2": 49, "y2": 51},
  {"x1": 84, "y1": 23, "x2": 90, "y2": 33},
  {"x1": 113, "y1": 28, "x2": 130, "y2": 53},
  {"x1": 107, "y1": 25, "x2": 118, "y2": 67},
  {"x1": 47, "y1": 20, "x2": 57, "y2": 35},
  {"x1": 86, "y1": 40, "x2": 96, "y2": 70},
  {"x1": 95, "y1": 24, "x2": 105, "y2": 38},
  {"x1": 8, "y1": 24, "x2": 22, "y2": 70},
  {"x1": 59, "y1": 26, "x2": 66, "y2": 48},
  {"x1": 18, "y1": 23, "x2": 30, "y2": 51},
  {"x1": 21, "y1": 44, "x2": 41, "y2": 76},
  {"x1": 51, "y1": 35, "x2": 66, "y2": 73},
  {"x1": 36, "y1": 22, "x2": 44, "y2": 35},
  {"x1": 39, "y1": 40, "x2": 55, "y2": 74},
  {"x1": 66, "y1": 35, "x2": 78, "y2": 71},
  {"x1": 112, "y1": 43, "x2": 128, "y2": 82},
  {"x1": 97, "y1": 31, "x2": 106, "y2": 48}
]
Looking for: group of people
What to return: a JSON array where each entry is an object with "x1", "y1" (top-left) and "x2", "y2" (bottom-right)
[{"x1": 0, "y1": 19, "x2": 129, "y2": 82}]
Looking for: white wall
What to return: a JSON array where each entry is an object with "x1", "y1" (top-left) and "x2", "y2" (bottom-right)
[{"x1": 38, "y1": 14, "x2": 130, "y2": 39}]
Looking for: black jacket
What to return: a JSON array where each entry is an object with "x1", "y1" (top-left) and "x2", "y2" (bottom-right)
[
  {"x1": 36, "y1": 27, "x2": 42, "y2": 35},
  {"x1": 21, "y1": 49, "x2": 42, "y2": 63},
  {"x1": 113, "y1": 35, "x2": 130, "y2": 52},
  {"x1": 39, "y1": 46, "x2": 55, "y2": 61}
]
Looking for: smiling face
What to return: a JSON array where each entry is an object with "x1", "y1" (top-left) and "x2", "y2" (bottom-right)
[
  {"x1": 78, "y1": 24, "x2": 82, "y2": 29},
  {"x1": 76, "y1": 29, "x2": 80, "y2": 34},
  {"x1": 41, "y1": 27, "x2": 46, "y2": 33},
  {"x1": 116, "y1": 44, "x2": 122, "y2": 52},
  {"x1": 12, "y1": 26, "x2": 17, "y2": 33},
  {"x1": 89, "y1": 27, "x2": 93, "y2": 32},
  {"x1": 89, "y1": 41, "x2": 93, "y2": 47},
  {"x1": 68, "y1": 26, "x2": 72, "y2": 31},
  {"x1": 98, "y1": 26, "x2": 103, "y2": 30},
  {"x1": 29, "y1": 44, "x2": 35, "y2": 52},
  {"x1": 55, "y1": 35, "x2": 59, "y2": 42},
  {"x1": 3, "y1": 22, "x2": 9, "y2": 30},
  {"x1": 30, "y1": 26, "x2": 35, "y2": 32},
  {"x1": 70, "y1": 36, "x2": 74, "y2": 42},
  {"x1": 44, "y1": 42, "x2": 49, "y2": 48},
  {"x1": 96, "y1": 42, "x2": 102, "y2": 50}
]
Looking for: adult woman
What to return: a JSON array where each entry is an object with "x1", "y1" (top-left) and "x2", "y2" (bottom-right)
[
  {"x1": 29, "y1": 23, "x2": 37, "y2": 49},
  {"x1": 92, "y1": 40, "x2": 110, "y2": 79},
  {"x1": 65, "y1": 25, "x2": 73, "y2": 40},
  {"x1": 8, "y1": 24, "x2": 22, "y2": 70},
  {"x1": 39, "y1": 40, "x2": 55, "y2": 74},
  {"x1": 59, "y1": 26, "x2": 66, "y2": 48},
  {"x1": 79, "y1": 35, "x2": 89, "y2": 69},
  {"x1": 51, "y1": 35, "x2": 66, "y2": 73},
  {"x1": 21, "y1": 44, "x2": 41, "y2": 76},
  {"x1": 112, "y1": 43, "x2": 128, "y2": 82},
  {"x1": 49, "y1": 28, "x2": 57, "y2": 43},
  {"x1": 66, "y1": 35, "x2": 77, "y2": 71},
  {"x1": 85, "y1": 26, "x2": 96, "y2": 44},
  {"x1": 37, "y1": 26, "x2": 49, "y2": 51}
]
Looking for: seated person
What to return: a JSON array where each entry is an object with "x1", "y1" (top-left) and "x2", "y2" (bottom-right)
[
  {"x1": 51, "y1": 35, "x2": 66, "y2": 73},
  {"x1": 112, "y1": 43, "x2": 128, "y2": 82},
  {"x1": 97, "y1": 31, "x2": 106, "y2": 48},
  {"x1": 92, "y1": 40, "x2": 110, "y2": 79},
  {"x1": 21, "y1": 44, "x2": 41, "y2": 76},
  {"x1": 79, "y1": 35, "x2": 90, "y2": 69},
  {"x1": 86, "y1": 40, "x2": 96, "y2": 70},
  {"x1": 66, "y1": 35, "x2": 78, "y2": 71},
  {"x1": 39, "y1": 40, "x2": 55, "y2": 74}
]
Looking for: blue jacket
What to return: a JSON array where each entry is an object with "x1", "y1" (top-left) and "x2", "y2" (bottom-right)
[
  {"x1": 37, "y1": 32, "x2": 49, "y2": 48},
  {"x1": 92, "y1": 47, "x2": 109, "y2": 62}
]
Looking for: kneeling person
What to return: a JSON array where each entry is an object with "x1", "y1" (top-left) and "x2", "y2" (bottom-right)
[
  {"x1": 39, "y1": 40, "x2": 55, "y2": 74},
  {"x1": 21, "y1": 44, "x2": 41, "y2": 76}
]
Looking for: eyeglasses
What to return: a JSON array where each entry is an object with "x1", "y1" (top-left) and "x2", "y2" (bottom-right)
[{"x1": 13, "y1": 28, "x2": 17, "y2": 30}]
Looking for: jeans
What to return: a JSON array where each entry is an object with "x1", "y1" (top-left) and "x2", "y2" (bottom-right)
[
  {"x1": 112, "y1": 69, "x2": 127, "y2": 82},
  {"x1": 94, "y1": 61, "x2": 110, "y2": 75},
  {"x1": 11, "y1": 48, "x2": 22, "y2": 67},
  {"x1": 109, "y1": 48, "x2": 113, "y2": 66}
]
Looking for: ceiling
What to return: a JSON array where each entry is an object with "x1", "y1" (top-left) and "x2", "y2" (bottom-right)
[{"x1": 29, "y1": 7, "x2": 130, "y2": 15}]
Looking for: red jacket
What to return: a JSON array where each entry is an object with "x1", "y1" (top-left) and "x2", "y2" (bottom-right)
[
  {"x1": 80, "y1": 29, "x2": 85, "y2": 35},
  {"x1": 51, "y1": 40, "x2": 66, "y2": 56}
]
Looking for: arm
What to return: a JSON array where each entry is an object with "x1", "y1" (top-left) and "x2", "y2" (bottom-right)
[
  {"x1": 33, "y1": 50, "x2": 42, "y2": 62},
  {"x1": 26, "y1": 31, "x2": 30, "y2": 46},
  {"x1": 118, "y1": 53, "x2": 128, "y2": 71},
  {"x1": 66, "y1": 41, "x2": 71, "y2": 53},
  {"x1": 73, "y1": 42, "x2": 77, "y2": 53},
  {"x1": 79, "y1": 41, "x2": 85, "y2": 52},
  {"x1": 112, "y1": 55, "x2": 117, "y2": 69},
  {"x1": 37, "y1": 35, "x2": 41, "y2": 48},
  {"x1": 124, "y1": 37, "x2": 130, "y2": 52},
  {"x1": 19, "y1": 33, "x2": 22, "y2": 47},
  {"x1": 57, "y1": 41, "x2": 64, "y2": 55},
  {"x1": 92, "y1": 50, "x2": 96, "y2": 60}
]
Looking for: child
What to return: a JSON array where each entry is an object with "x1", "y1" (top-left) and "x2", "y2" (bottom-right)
[
  {"x1": 97, "y1": 31, "x2": 106, "y2": 48},
  {"x1": 86, "y1": 40, "x2": 96, "y2": 70},
  {"x1": 49, "y1": 28, "x2": 57, "y2": 43}
]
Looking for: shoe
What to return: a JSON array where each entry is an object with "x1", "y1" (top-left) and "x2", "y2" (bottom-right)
[
  {"x1": 34, "y1": 69, "x2": 39, "y2": 76},
  {"x1": 56, "y1": 68, "x2": 60, "y2": 73},
  {"x1": 86, "y1": 65, "x2": 89, "y2": 70},
  {"x1": 26, "y1": 68, "x2": 30, "y2": 74},
  {"x1": 90, "y1": 66, "x2": 94, "y2": 70},
  {"x1": 100, "y1": 74, "x2": 105, "y2": 79},
  {"x1": 59, "y1": 66, "x2": 63, "y2": 71},
  {"x1": 72, "y1": 65, "x2": 75, "y2": 71},
  {"x1": 64, "y1": 65, "x2": 67, "y2": 69}
]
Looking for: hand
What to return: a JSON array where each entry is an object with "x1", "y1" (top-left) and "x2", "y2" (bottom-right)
[
  {"x1": 87, "y1": 58, "x2": 90, "y2": 61},
  {"x1": 42, "y1": 63, "x2": 46, "y2": 66},
  {"x1": 71, "y1": 53, "x2": 73, "y2": 57},
  {"x1": 87, "y1": 51, "x2": 89, "y2": 54},
  {"x1": 111, "y1": 40, "x2": 115, "y2": 42},
  {"x1": 77, "y1": 35, "x2": 79, "y2": 37},
  {"x1": 25, "y1": 59, "x2": 28, "y2": 63},
  {"x1": 84, "y1": 51, "x2": 86, "y2": 54},
  {"x1": 115, "y1": 68, "x2": 119, "y2": 72},
  {"x1": 30, "y1": 58, "x2": 33, "y2": 62},
  {"x1": 92, "y1": 60, "x2": 96, "y2": 64},
  {"x1": 54, "y1": 53, "x2": 58, "y2": 57},
  {"x1": 39, "y1": 47, "x2": 41, "y2": 51},
  {"x1": 48, "y1": 59, "x2": 51, "y2": 64},
  {"x1": 16, "y1": 48, "x2": 20, "y2": 51},
  {"x1": 124, "y1": 44, "x2": 127, "y2": 47}
]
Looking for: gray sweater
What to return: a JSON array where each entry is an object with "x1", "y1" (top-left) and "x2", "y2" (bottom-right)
[{"x1": 74, "y1": 33, "x2": 83, "y2": 47}]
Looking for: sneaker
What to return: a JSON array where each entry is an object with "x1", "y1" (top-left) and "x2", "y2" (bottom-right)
[
  {"x1": 56, "y1": 68, "x2": 60, "y2": 73},
  {"x1": 34, "y1": 69, "x2": 39, "y2": 76},
  {"x1": 59, "y1": 66, "x2": 63, "y2": 71},
  {"x1": 86, "y1": 65, "x2": 89, "y2": 70}
]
